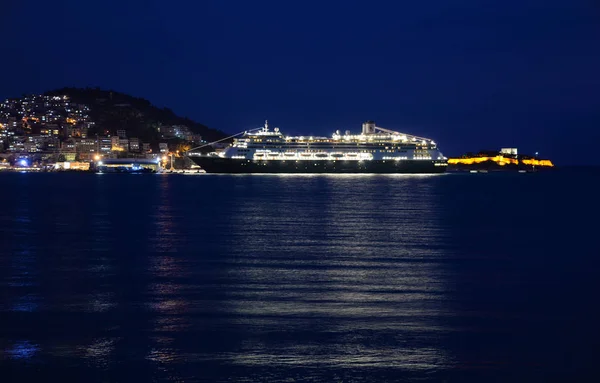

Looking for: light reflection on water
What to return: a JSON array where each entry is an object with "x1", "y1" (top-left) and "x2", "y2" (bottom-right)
[
  {"x1": 145, "y1": 175, "x2": 190, "y2": 377},
  {"x1": 218, "y1": 176, "x2": 454, "y2": 372},
  {"x1": 201, "y1": 173, "x2": 446, "y2": 178},
  {"x1": 1, "y1": 172, "x2": 597, "y2": 382},
  {"x1": 11, "y1": 294, "x2": 40, "y2": 312},
  {"x1": 82, "y1": 338, "x2": 116, "y2": 368},
  {"x1": 7, "y1": 341, "x2": 39, "y2": 360},
  {"x1": 7, "y1": 189, "x2": 42, "y2": 315}
]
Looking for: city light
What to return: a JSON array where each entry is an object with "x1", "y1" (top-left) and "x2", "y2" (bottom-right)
[
  {"x1": 19, "y1": 159, "x2": 28, "y2": 167},
  {"x1": 94, "y1": 155, "x2": 101, "y2": 161}
]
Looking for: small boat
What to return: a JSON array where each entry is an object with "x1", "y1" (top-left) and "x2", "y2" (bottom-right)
[{"x1": 470, "y1": 170, "x2": 478, "y2": 173}]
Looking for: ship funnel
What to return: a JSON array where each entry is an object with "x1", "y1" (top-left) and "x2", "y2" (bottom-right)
[{"x1": 362, "y1": 121, "x2": 376, "y2": 135}]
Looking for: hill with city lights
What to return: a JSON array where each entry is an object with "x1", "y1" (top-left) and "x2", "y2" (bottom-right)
[{"x1": 44, "y1": 87, "x2": 227, "y2": 144}]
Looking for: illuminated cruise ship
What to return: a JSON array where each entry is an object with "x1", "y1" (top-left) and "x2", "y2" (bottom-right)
[{"x1": 188, "y1": 121, "x2": 448, "y2": 173}]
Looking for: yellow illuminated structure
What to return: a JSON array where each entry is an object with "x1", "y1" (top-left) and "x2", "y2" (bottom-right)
[
  {"x1": 521, "y1": 159, "x2": 554, "y2": 167},
  {"x1": 448, "y1": 156, "x2": 553, "y2": 167},
  {"x1": 54, "y1": 162, "x2": 90, "y2": 171}
]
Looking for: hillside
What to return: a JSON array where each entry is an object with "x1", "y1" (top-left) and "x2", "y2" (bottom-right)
[{"x1": 45, "y1": 87, "x2": 227, "y2": 144}]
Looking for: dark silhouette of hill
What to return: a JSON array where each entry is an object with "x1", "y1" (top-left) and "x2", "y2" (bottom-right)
[{"x1": 45, "y1": 87, "x2": 226, "y2": 144}]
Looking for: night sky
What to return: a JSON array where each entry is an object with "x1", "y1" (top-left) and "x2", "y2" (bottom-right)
[{"x1": 2, "y1": 0, "x2": 598, "y2": 164}]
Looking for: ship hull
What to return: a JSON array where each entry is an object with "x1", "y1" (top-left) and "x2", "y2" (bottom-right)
[{"x1": 189, "y1": 156, "x2": 447, "y2": 174}]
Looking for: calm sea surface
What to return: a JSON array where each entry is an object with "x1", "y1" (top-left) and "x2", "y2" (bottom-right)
[{"x1": 0, "y1": 170, "x2": 598, "y2": 382}]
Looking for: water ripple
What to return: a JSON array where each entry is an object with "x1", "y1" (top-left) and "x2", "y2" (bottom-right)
[{"x1": 0, "y1": 172, "x2": 598, "y2": 382}]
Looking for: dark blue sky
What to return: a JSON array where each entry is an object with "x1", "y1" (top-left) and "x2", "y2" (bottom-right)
[{"x1": 2, "y1": 0, "x2": 599, "y2": 164}]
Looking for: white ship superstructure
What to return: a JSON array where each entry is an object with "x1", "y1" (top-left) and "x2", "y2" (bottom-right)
[
  {"x1": 220, "y1": 121, "x2": 447, "y2": 165},
  {"x1": 188, "y1": 120, "x2": 448, "y2": 173}
]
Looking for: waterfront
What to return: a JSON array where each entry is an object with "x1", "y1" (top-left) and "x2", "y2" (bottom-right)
[{"x1": 0, "y1": 171, "x2": 598, "y2": 382}]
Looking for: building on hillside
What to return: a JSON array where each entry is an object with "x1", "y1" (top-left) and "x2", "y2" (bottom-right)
[
  {"x1": 111, "y1": 136, "x2": 120, "y2": 150},
  {"x1": 24, "y1": 141, "x2": 38, "y2": 153},
  {"x1": 117, "y1": 129, "x2": 127, "y2": 138},
  {"x1": 60, "y1": 140, "x2": 77, "y2": 161},
  {"x1": 159, "y1": 142, "x2": 168, "y2": 153},
  {"x1": 159, "y1": 125, "x2": 177, "y2": 137},
  {"x1": 500, "y1": 148, "x2": 518, "y2": 156},
  {"x1": 72, "y1": 126, "x2": 88, "y2": 138},
  {"x1": 111, "y1": 136, "x2": 129, "y2": 152},
  {"x1": 21, "y1": 135, "x2": 51, "y2": 153},
  {"x1": 142, "y1": 142, "x2": 151, "y2": 153},
  {"x1": 97, "y1": 137, "x2": 112, "y2": 154},
  {"x1": 42, "y1": 123, "x2": 61, "y2": 137},
  {"x1": 129, "y1": 137, "x2": 140, "y2": 152},
  {"x1": 8, "y1": 136, "x2": 27, "y2": 153},
  {"x1": 61, "y1": 139, "x2": 76, "y2": 152},
  {"x1": 45, "y1": 137, "x2": 60, "y2": 151},
  {"x1": 64, "y1": 153, "x2": 76, "y2": 161},
  {"x1": 74, "y1": 138, "x2": 96, "y2": 153},
  {"x1": 185, "y1": 133, "x2": 203, "y2": 143},
  {"x1": 119, "y1": 138, "x2": 129, "y2": 151}
]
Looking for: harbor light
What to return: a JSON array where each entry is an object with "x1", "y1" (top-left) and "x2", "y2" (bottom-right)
[
  {"x1": 162, "y1": 156, "x2": 168, "y2": 161},
  {"x1": 94, "y1": 155, "x2": 101, "y2": 161}
]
